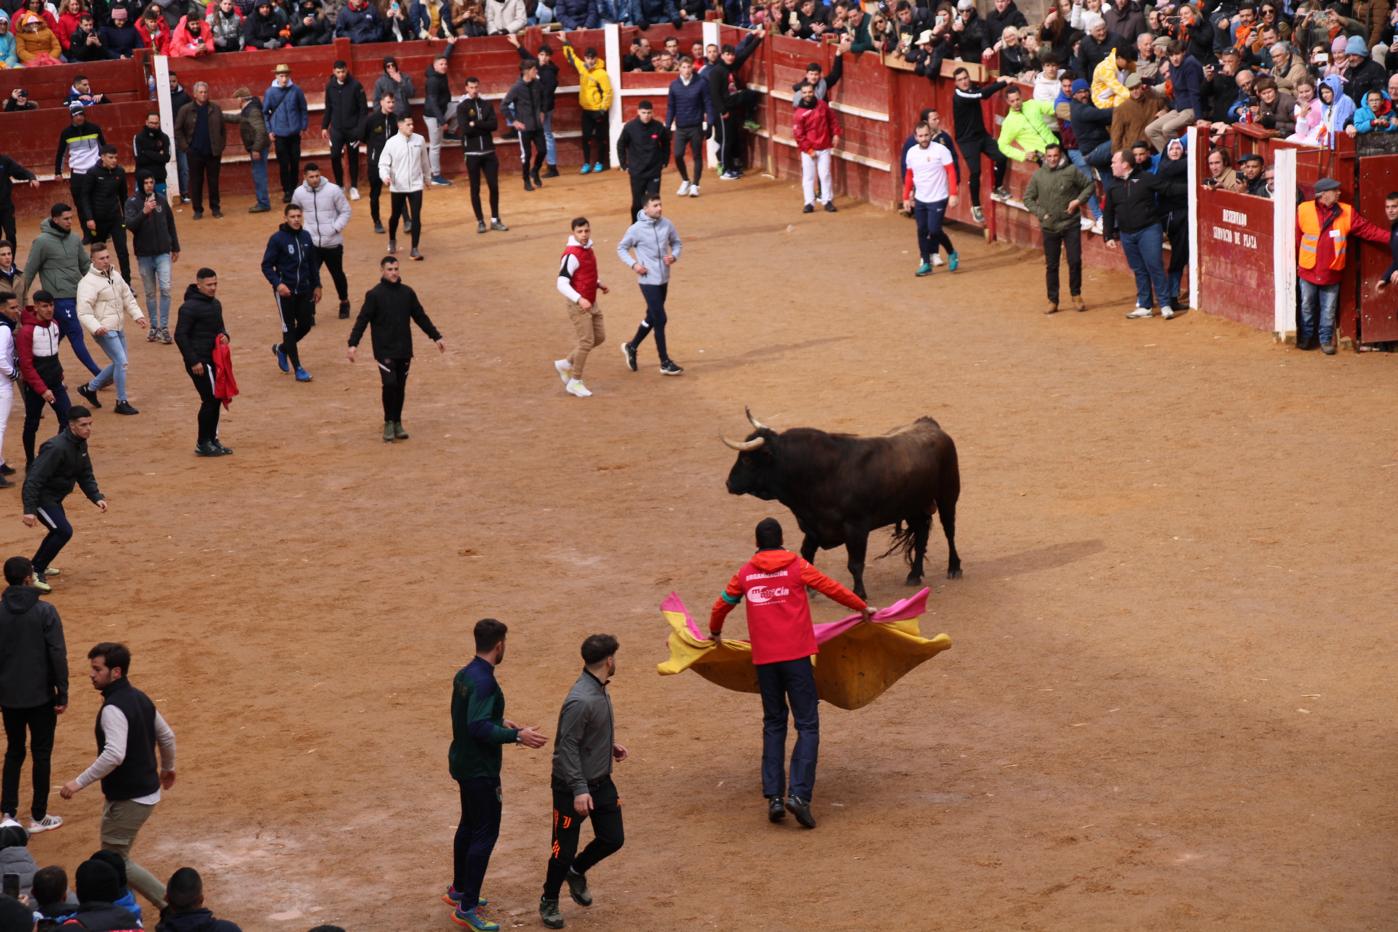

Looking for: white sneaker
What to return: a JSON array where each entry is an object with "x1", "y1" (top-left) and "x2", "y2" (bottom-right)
[
  {"x1": 1091, "y1": 218, "x2": 1103, "y2": 235},
  {"x1": 1161, "y1": 306, "x2": 1175, "y2": 319},
  {"x1": 676, "y1": 180, "x2": 691, "y2": 197},
  {"x1": 28, "y1": 814, "x2": 63, "y2": 834},
  {"x1": 688, "y1": 184, "x2": 700, "y2": 197},
  {"x1": 1126, "y1": 306, "x2": 1153, "y2": 319},
  {"x1": 565, "y1": 378, "x2": 592, "y2": 398},
  {"x1": 553, "y1": 359, "x2": 572, "y2": 385},
  {"x1": 720, "y1": 171, "x2": 741, "y2": 181},
  {"x1": 1080, "y1": 216, "x2": 1094, "y2": 231},
  {"x1": 931, "y1": 254, "x2": 944, "y2": 267},
  {"x1": 349, "y1": 186, "x2": 360, "y2": 201}
]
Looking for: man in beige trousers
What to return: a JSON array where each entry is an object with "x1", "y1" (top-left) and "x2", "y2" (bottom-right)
[{"x1": 554, "y1": 217, "x2": 609, "y2": 398}]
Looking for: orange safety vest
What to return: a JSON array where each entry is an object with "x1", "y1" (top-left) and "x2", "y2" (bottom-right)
[{"x1": 1297, "y1": 200, "x2": 1352, "y2": 271}]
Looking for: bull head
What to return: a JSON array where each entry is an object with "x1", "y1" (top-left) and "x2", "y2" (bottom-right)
[{"x1": 722, "y1": 407, "x2": 770, "y2": 451}]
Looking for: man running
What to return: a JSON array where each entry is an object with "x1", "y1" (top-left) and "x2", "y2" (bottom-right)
[
  {"x1": 346, "y1": 255, "x2": 445, "y2": 443},
  {"x1": 458, "y1": 77, "x2": 508, "y2": 235},
  {"x1": 22, "y1": 204, "x2": 102, "y2": 379},
  {"x1": 442, "y1": 618, "x2": 547, "y2": 932},
  {"x1": 903, "y1": 121, "x2": 960, "y2": 278},
  {"x1": 378, "y1": 115, "x2": 429, "y2": 260},
  {"x1": 261, "y1": 204, "x2": 321, "y2": 383},
  {"x1": 21, "y1": 404, "x2": 106, "y2": 592},
  {"x1": 360, "y1": 93, "x2": 399, "y2": 235},
  {"x1": 539, "y1": 634, "x2": 627, "y2": 931},
  {"x1": 666, "y1": 55, "x2": 716, "y2": 198},
  {"x1": 709, "y1": 517, "x2": 869, "y2": 829},
  {"x1": 173, "y1": 268, "x2": 231, "y2": 457},
  {"x1": 15, "y1": 292, "x2": 72, "y2": 471},
  {"x1": 75, "y1": 241, "x2": 147, "y2": 416},
  {"x1": 291, "y1": 163, "x2": 352, "y2": 319},
  {"x1": 554, "y1": 216, "x2": 610, "y2": 399},
  {"x1": 617, "y1": 195, "x2": 683, "y2": 376}
]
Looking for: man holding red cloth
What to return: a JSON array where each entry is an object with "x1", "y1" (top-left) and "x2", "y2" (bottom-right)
[{"x1": 710, "y1": 517, "x2": 869, "y2": 829}]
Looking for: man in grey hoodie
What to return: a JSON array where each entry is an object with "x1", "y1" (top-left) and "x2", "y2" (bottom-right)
[{"x1": 617, "y1": 195, "x2": 683, "y2": 376}]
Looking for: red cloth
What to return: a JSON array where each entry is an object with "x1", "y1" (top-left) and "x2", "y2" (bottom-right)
[
  {"x1": 212, "y1": 340, "x2": 238, "y2": 408},
  {"x1": 561, "y1": 243, "x2": 599, "y2": 303},
  {"x1": 793, "y1": 98, "x2": 839, "y2": 152},
  {"x1": 710, "y1": 549, "x2": 867, "y2": 665}
]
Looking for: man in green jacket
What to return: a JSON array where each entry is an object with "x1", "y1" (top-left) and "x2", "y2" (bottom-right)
[
  {"x1": 997, "y1": 86, "x2": 1059, "y2": 168},
  {"x1": 21, "y1": 205, "x2": 101, "y2": 378},
  {"x1": 446, "y1": 618, "x2": 547, "y2": 932},
  {"x1": 1022, "y1": 141, "x2": 1095, "y2": 314}
]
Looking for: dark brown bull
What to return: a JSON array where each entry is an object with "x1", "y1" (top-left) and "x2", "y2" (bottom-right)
[{"x1": 723, "y1": 409, "x2": 961, "y2": 600}]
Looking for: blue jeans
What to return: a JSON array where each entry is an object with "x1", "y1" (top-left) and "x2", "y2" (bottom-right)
[
  {"x1": 1066, "y1": 148, "x2": 1101, "y2": 219},
  {"x1": 1299, "y1": 279, "x2": 1340, "y2": 344},
  {"x1": 249, "y1": 149, "x2": 270, "y2": 209},
  {"x1": 89, "y1": 330, "x2": 129, "y2": 401},
  {"x1": 756, "y1": 657, "x2": 820, "y2": 800},
  {"x1": 1120, "y1": 224, "x2": 1168, "y2": 309},
  {"x1": 52, "y1": 298, "x2": 102, "y2": 377},
  {"x1": 542, "y1": 110, "x2": 556, "y2": 166},
  {"x1": 913, "y1": 198, "x2": 948, "y2": 264},
  {"x1": 137, "y1": 254, "x2": 172, "y2": 329}
]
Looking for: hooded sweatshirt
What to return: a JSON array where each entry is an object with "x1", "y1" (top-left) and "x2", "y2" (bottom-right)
[
  {"x1": 22, "y1": 218, "x2": 92, "y2": 300},
  {"x1": 1318, "y1": 75, "x2": 1357, "y2": 148},
  {"x1": 709, "y1": 548, "x2": 867, "y2": 665},
  {"x1": 124, "y1": 181, "x2": 180, "y2": 257},
  {"x1": 0, "y1": 833, "x2": 37, "y2": 899},
  {"x1": 562, "y1": 43, "x2": 613, "y2": 112},
  {"x1": 616, "y1": 209, "x2": 681, "y2": 286},
  {"x1": 0, "y1": 583, "x2": 68, "y2": 710}
]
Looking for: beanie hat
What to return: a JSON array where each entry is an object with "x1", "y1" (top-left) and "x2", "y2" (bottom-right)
[
  {"x1": 1071, "y1": 78, "x2": 1090, "y2": 94},
  {"x1": 75, "y1": 859, "x2": 121, "y2": 905},
  {"x1": 1345, "y1": 35, "x2": 1367, "y2": 56}
]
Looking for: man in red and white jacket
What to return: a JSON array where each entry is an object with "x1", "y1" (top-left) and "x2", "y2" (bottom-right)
[
  {"x1": 903, "y1": 121, "x2": 960, "y2": 277},
  {"x1": 553, "y1": 216, "x2": 609, "y2": 399},
  {"x1": 710, "y1": 517, "x2": 869, "y2": 830},
  {"x1": 793, "y1": 83, "x2": 840, "y2": 214},
  {"x1": 16, "y1": 292, "x2": 73, "y2": 467}
]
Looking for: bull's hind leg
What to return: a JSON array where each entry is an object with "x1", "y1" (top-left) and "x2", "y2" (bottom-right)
[
  {"x1": 938, "y1": 495, "x2": 962, "y2": 579},
  {"x1": 905, "y1": 513, "x2": 931, "y2": 586}
]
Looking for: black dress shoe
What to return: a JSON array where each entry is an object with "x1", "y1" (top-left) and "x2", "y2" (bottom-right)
[
  {"x1": 784, "y1": 795, "x2": 816, "y2": 829},
  {"x1": 768, "y1": 796, "x2": 786, "y2": 823}
]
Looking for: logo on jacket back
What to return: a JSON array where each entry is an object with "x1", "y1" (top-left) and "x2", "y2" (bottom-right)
[{"x1": 747, "y1": 585, "x2": 791, "y2": 605}]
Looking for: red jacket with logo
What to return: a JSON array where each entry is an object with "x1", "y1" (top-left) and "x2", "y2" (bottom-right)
[
  {"x1": 793, "y1": 98, "x2": 839, "y2": 153},
  {"x1": 710, "y1": 549, "x2": 867, "y2": 665}
]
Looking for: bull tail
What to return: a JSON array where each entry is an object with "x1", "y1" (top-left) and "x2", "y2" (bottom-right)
[{"x1": 879, "y1": 505, "x2": 937, "y2": 566}]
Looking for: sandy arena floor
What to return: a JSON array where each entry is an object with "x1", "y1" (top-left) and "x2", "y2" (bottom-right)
[{"x1": 4, "y1": 168, "x2": 1396, "y2": 931}]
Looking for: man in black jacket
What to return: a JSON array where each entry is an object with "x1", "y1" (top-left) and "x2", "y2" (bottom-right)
[
  {"x1": 131, "y1": 112, "x2": 171, "y2": 197},
  {"x1": 21, "y1": 405, "x2": 107, "y2": 587},
  {"x1": 618, "y1": 101, "x2": 671, "y2": 219},
  {"x1": 321, "y1": 61, "x2": 368, "y2": 199},
  {"x1": 706, "y1": 26, "x2": 764, "y2": 179},
  {"x1": 509, "y1": 34, "x2": 561, "y2": 177},
  {"x1": 950, "y1": 66, "x2": 1010, "y2": 222},
  {"x1": 347, "y1": 256, "x2": 444, "y2": 443},
  {"x1": 0, "y1": 152, "x2": 39, "y2": 249},
  {"x1": 80, "y1": 145, "x2": 131, "y2": 284},
  {"x1": 60, "y1": 642, "x2": 177, "y2": 912},
  {"x1": 1103, "y1": 149, "x2": 1179, "y2": 319},
  {"x1": 359, "y1": 93, "x2": 399, "y2": 234},
  {"x1": 125, "y1": 171, "x2": 179, "y2": 344},
  {"x1": 459, "y1": 78, "x2": 508, "y2": 235},
  {"x1": 64, "y1": 859, "x2": 141, "y2": 931},
  {"x1": 0, "y1": 555, "x2": 68, "y2": 836},
  {"x1": 504, "y1": 61, "x2": 548, "y2": 191},
  {"x1": 173, "y1": 269, "x2": 231, "y2": 457}
]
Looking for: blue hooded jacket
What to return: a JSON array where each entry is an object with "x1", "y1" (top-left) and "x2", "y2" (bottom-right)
[
  {"x1": 261, "y1": 223, "x2": 321, "y2": 294},
  {"x1": 1319, "y1": 74, "x2": 1356, "y2": 145},
  {"x1": 264, "y1": 81, "x2": 309, "y2": 137}
]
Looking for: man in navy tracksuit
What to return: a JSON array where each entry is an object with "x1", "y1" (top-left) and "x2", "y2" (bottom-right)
[
  {"x1": 260, "y1": 203, "x2": 321, "y2": 382},
  {"x1": 666, "y1": 55, "x2": 717, "y2": 198}
]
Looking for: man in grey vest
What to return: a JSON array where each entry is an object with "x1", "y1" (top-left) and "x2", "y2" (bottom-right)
[{"x1": 60, "y1": 642, "x2": 176, "y2": 911}]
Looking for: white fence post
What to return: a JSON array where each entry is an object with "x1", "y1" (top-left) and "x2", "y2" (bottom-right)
[
  {"x1": 152, "y1": 54, "x2": 180, "y2": 199},
  {"x1": 702, "y1": 20, "x2": 721, "y2": 171},
  {"x1": 1186, "y1": 125, "x2": 1199, "y2": 311},
  {"x1": 605, "y1": 24, "x2": 622, "y2": 168},
  {"x1": 1272, "y1": 147, "x2": 1298, "y2": 338}
]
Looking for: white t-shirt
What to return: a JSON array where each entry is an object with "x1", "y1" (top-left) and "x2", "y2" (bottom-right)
[{"x1": 906, "y1": 141, "x2": 954, "y2": 203}]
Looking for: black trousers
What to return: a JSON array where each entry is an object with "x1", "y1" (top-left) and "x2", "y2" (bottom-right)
[
  {"x1": 378, "y1": 356, "x2": 411, "y2": 421},
  {"x1": 627, "y1": 172, "x2": 660, "y2": 220},
  {"x1": 186, "y1": 150, "x2": 221, "y2": 213},
  {"x1": 543, "y1": 776, "x2": 624, "y2": 901},
  {"x1": 629, "y1": 282, "x2": 670, "y2": 364},
  {"x1": 716, "y1": 90, "x2": 758, "y2": 172},
  {"x1": 187, "y1": 358, "x2": 221, "y2": 445},
  {"x1": 517, "y1": 128, "x2": 545, "y2": 177},
  {"x1": 954, "y1": 135, "x2": 1007, "y2": 207},
  {"x1": 329, "y1": 132, "x2": 360, "y2": 189},
  {"x1": 389, "y1": 191, "x2": 422, "y2": 248},
  {"x1": 275, "y1": 290, "x2": 317, "y2": 369},
  {"x1": 69, "y1": 173, "x2": 89, "y2": 229},
  {"x1": 466, "y1": 152, "x2": 500, "y2": 222},
  {"x1": 0, "y1": 207, "x2": 14, "y2": 249},
  {"x1": 673, "y1": 125, "x2": 705, "y2": 184},
  {"x1": 317, "y1": 244, "x2": 348, "y2": 302},
  {"x1": 1, "y1": 704, "x2": 57, "y2": 822},
  {"x1": 89, "y1": 213, "x2": 131, "y2": 282},
  {"x1": 368, "y1": 159, "x2": 385, "y2": 225},
  {"x1": 22, "y1": 383, "x2": 70, "y2": 465},
  {"x1": 580, "y1": 110, "x2": 608, "y2": 166},
  {"x1": 30, "y1": 499, "x2": 71, "y2": 577},
  {"x1": 275, "y1": 134, "x2": 301, "y2": 199},
  {"x1": 1042, "y1": 225, "x2": 1083, "y2": 304},
  {"x1": 454, "y1": 776, "x2": 501, "y2": 908}
]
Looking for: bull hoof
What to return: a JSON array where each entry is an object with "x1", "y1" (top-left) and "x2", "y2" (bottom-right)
[
  {"x1": 946, "y1": 568, "x2": 963, "y2": 580},
  {"x1": 904, "y1": 573, "x2": 923, "y2": 586}
]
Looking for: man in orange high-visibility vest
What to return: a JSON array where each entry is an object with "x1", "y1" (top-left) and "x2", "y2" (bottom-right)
[{"x1": 1296, "y1": 176, "x2": 1390, "y2": 354}]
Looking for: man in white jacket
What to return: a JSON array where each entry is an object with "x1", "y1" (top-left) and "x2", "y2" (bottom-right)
[
  {"x1": 75, "y1": 243, "x2": 147, "y2": 416},
  {"x1": 291, "y1": 163, "x2": 353, "y2": 318},
  {"x1": 378, "y1": 115, "x2": 430, "y2": 261},
  {"x1": 0, "y1": 292, "x2": 17, "y2": 487}
]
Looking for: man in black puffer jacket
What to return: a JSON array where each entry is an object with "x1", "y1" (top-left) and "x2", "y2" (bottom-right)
[
  {"x1": 62, "y1": 859, "x2": 141, "y2": 932},
  {"x1": 79, "y1": 146, "x2": 131, "y2": 283},
  {"x1": 347, "y1": 255, "x2": 444, "y2": 443},
  {"x1": 321, "y1": 61, "x2": 368, "y2": 196},
  {"x1": 21, "y1": 405, "x2": 106, "y2": 588},
  {"x1": 173, "y1": 268, "x2": 231, "y2": 457}
]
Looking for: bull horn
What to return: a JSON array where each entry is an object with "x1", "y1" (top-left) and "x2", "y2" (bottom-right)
[
  {"x1": 722, "y1": 435, "x2": 766, "y2": 452},
  {"x1": 744, "y1": 407, "x2": 769, "y2": 430}
]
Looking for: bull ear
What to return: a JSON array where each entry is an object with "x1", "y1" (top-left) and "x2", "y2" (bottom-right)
[{"x1": 744, "y1": 406, "x2": 769, "y2": 431}]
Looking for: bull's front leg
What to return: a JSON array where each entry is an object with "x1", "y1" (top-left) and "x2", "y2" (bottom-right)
[
  {"x1": 800, "y1": 534, "x2": 819, "y2": 565},
  {"x1": 845, "y1": 528, "x2": 869, "y2": 601}
]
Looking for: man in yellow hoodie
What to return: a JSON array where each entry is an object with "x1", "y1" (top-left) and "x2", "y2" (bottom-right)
[
  {"x1": 1091, "y1": 45, "x2": 1131, "y2": 110},
  {"x1": 561, "y1": 32, "x2": 613, "y2": 174}
]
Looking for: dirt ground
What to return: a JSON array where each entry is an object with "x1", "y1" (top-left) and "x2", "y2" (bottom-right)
[{"x1": 5, "y1": 167, "x2": 1397, "y2": 932}]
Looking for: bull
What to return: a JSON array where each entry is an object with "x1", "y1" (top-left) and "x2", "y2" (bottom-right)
[{"x1": 722, "y1": 409, "x2": 961, "y2": 600}]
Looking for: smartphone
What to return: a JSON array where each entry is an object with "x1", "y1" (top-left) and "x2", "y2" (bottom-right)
[{"x1": 2, "y1": 874, "x2": 18, "y2": 898}]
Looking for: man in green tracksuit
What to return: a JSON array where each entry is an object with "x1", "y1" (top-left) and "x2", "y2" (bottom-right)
[
  {"x1": 1022, "y1": 142, "x2": 1095, "y2": 314},
  {"x1": 445, "y1": 618, "x2": 547, "y2": 932}
]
